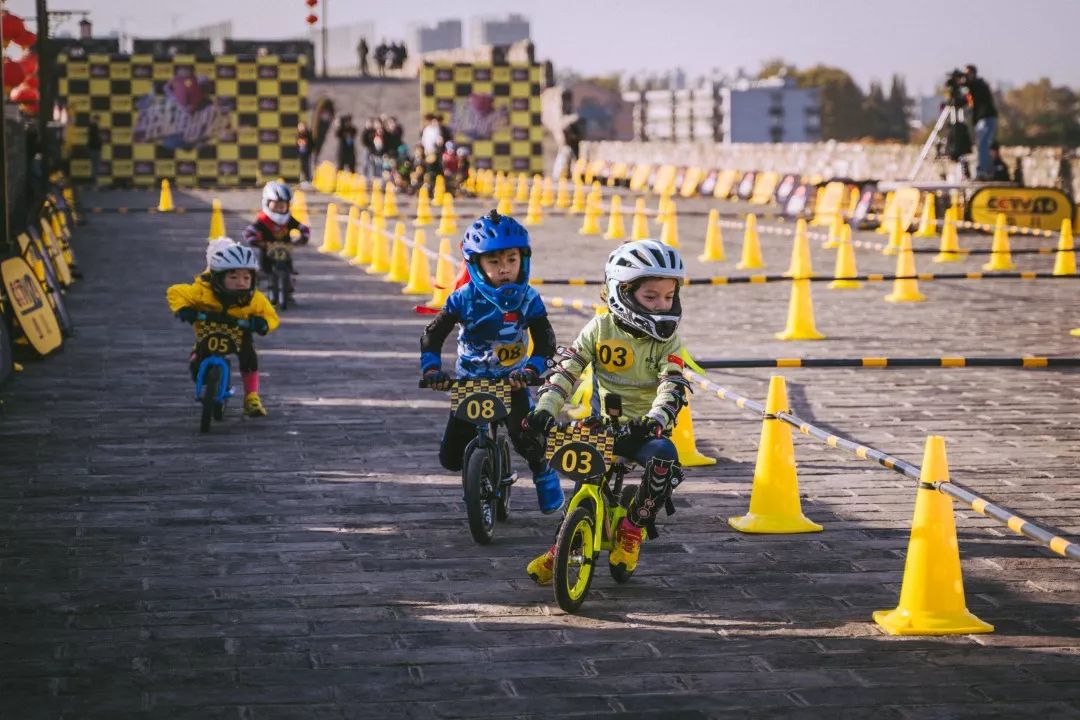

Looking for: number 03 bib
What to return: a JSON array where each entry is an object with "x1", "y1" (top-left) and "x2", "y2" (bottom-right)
[{"x1": 595, "y1": 339, "x2": 634, "y2": 372}]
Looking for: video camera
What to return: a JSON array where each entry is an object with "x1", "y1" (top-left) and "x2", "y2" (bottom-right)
[{"x1": 943, "y1": 69, "x2": 968, "y2": 109}]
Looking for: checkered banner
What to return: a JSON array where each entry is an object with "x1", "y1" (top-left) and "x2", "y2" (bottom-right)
[
  {"x1": 57, "y1": 53, "x2": 309, "y2": 187},
  {"x1": 421, "y1": 62, "x2": 544, "y2": 175}
]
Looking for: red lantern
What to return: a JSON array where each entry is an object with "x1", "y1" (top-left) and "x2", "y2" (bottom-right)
[
  {"x1": 305, "y1": 0, "x2": 317, "y2": 6},
  {"x1": 10, "y1": 82, "x2": 38, "y2": 104},
  {"x1": 306, "y1": 13, "x2": 318, "y2": 24},
  {"x1": 2, "y1": 59, "x2": 25, "y2": 89},
  {"x1": 16, "y1": 29, "x2": 36, "y2": 47},
  {"x1": 23, "y1": 73, "x2": 38, "y2": 89},
  {"x1": 1, "y1": 12, "x2": 26, "y2": 41},
  {"x1": 19, "y1": 52, "x2": 37, "y2": 75}
]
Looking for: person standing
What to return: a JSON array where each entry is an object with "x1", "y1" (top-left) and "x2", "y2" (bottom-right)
[
  {"x1": 296, "y1": 121, "x2": 313, "y2": 186},
  {"x1": 963, "y1": 64, "x2": 998, "y2": 180},
  {"x1": 86, "y1": 115, "x2": 103, "y2": 186},
  {"x1": 357, "y1": 37, "x2": 369, "y2": 77},
  {"x1": 335, "y1": 115, "x2": 358, "y2": 173}
]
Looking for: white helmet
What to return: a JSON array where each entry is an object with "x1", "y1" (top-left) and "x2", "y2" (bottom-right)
[
  {"x1": 207, "y1": 238, "x2": 259, "y2": 272},
  {"x1": 604, "y1": 239, "x2": 685, "y2": 341},
  {"x1": 261, "y1": 181, "x2": 292, "y2": 226}
]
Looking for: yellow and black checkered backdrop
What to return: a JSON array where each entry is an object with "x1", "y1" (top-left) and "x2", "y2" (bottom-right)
[
  {"x1": 57, "y1": 53, "x2": 308, "y2": 187},
  {"x1": 421, "y1": 62, "x2": 543, "y2": 175}
]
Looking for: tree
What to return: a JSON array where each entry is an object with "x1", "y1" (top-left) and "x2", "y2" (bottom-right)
[
  {"x1": 796, "y1": 64, "x2": 867, "y2": 140},
  {"x1": 997, "y1": 78, "x2": 1080, "y2": 147},
  {"x1": 758, "y1": 57, "x2": 796, "y2": 79},
  {"x1": 862, "y1": 82, "x2": 889, "y2": 140},
  {"x1": 885, "y1": 74, "x2": 912, "y2": 141}
]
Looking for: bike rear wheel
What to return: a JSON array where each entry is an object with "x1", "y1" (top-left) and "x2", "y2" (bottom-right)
[
  {"x1": 200, "y1": 364, "x2": 221, "y2": 433},
  {"x1": 464, "y1": 447, "x2": 497, "y2": 545},
  {"x1": 554, "y1": 506, "x2": 597, "y2": 613}
]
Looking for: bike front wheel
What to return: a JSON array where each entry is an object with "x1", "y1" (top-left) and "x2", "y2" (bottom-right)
[
  {"x1": 200, "y1": 364, "x2": 221, "y2": 433},
  {"x1": 464, "y1": 447, "x2": 497, "y2": 545},
  {"x1": 554, "y1": 505, "x2": 597, "y2": 613}
]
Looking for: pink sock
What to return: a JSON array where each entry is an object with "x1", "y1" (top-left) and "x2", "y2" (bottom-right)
[{"x1": 242, "y1": 371, "x2": 259, "y2": 395}]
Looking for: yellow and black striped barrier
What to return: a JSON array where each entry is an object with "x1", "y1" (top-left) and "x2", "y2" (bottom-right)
[
  {"x1": 685, "y1": 369, "x2": 1080, "y2": 560},
  {"x1": 530, "y1": 271, "x2": 1080, "y2": 287},
  {"x1": 696, "y1": 356, "x2": 1080, "y2": 369},
  {"x1": 544, "y1": 296, "x2": 604, "y2": 313}
]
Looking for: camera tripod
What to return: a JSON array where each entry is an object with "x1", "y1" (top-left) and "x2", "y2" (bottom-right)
[{"x1": 908, "y1": 105, "x2": 970, "y2": 182}]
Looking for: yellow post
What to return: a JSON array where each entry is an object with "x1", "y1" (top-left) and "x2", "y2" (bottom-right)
[
  {"x1": 728, "y1": 375, "x2": 823, "y2": 533},
  {"x1": 873, "y1": 436, "x2": 994, "y2": 636}
]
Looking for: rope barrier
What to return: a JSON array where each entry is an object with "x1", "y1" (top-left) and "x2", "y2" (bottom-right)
[
  {"x1": 684, "y1": 369, "x2": 1080, "y2": 560},
  {"x1": 529, "y1": 271, "x2": 1080, "y2": 286},
  {"x1": 695, "y1": 356, "x2": 1080, "y2": 369}
]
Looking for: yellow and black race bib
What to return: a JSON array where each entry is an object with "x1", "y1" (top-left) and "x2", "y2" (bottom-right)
[
  {"x1": 595, "y1": 339, "x2": 634, "y2": 372},
  {"x1": 493, "y1": 342, "x2": 526, "y2": 367}
]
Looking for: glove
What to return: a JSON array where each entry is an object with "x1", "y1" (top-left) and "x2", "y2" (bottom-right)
[
  {"x1": 523, "y1": 408, "x2": 554, "y2": 435},
  {"x1": 248, "y1": 317, "x2": 270, "y2": 336},
  {"x1": 626, "y1": 416, "x2": 664, "y2": 442},
  {"x1": 176, "y1": 307, "x2": 198, "y2": 324},
  {"x1": 507, "y1": 367, "x2": 539, "y2": 388},
  {"x1": 423, "y1": 368, "x2": 451, "y2": 390}
]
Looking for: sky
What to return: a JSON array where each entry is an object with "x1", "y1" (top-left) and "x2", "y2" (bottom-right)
[{"x1": 4, "y1": 0, "x2": 1079, "y2": 95}]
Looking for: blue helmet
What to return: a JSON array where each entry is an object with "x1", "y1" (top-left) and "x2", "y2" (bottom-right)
[{"x1": 461, "y1": 210, "x2": 532, "y2": 311}]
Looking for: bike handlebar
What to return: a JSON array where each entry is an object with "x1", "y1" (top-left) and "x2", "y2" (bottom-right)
[
  {"x1": 418, "y1": 375, "x2": 544, "y2": 389},
  {"x1": 194, "y1": 311, "x2": 251, "y2": 330}
]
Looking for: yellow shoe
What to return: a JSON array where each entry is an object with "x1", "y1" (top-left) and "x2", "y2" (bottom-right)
[
  {"x1": 244, "y1": 392, "x2": 268, "y2": 417},
  {"x1": 608, "y1": 519, "x2": 643, "y2": 574},
  {"x1": 526, "y1": 545, "x2": 556, "y2": 586}
]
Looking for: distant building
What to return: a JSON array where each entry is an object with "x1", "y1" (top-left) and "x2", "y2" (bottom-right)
[
  {"x1": 623, "y1": 74, "x2": 821, "y2": 143},
  {"x1": 411, "y1": 19, "x2": 462, "y2": 54},
  {"x1": 170, "y1": 21, "x2": 233, "y2": 54},
  {"x1": 566, "y1": 81, "x2": 634, "y2": 141},
  {"x1": 471, "y1": 13, "x2": 530, "y2": 47}
]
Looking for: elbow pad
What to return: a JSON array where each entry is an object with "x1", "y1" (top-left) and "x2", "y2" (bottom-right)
[{"x1": 654, "y1": 373, "x2": 693, "y2": 425}]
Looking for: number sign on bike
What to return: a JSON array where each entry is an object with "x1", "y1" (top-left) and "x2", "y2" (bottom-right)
[
  {"x1": 545, "y1": 424, "x2": 616, "y2": 483},
  {"x1": 195, "y1": 321, "x2": 242, "y2": 356},
  {"x1": 451, "y1": 379, "x2": 510, "y2": 424}
]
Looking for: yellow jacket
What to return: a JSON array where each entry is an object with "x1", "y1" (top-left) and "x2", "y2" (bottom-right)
[{"x1": 165, "y1": 274, "x2": 280, "y2": 333}]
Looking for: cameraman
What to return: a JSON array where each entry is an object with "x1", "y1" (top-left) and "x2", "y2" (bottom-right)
[{"x1": 962, "y1": 64, "x2": 999, "y2": 180}]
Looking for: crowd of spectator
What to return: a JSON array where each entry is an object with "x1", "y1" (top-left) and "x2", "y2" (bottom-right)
[{"x1": 356, "y1": 38, "x2": 409, "y2": 77}]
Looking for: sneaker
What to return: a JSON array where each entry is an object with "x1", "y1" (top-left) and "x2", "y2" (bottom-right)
[
  {"x1": 526, "y1": 545, "x2": 556, "y2": 585},
  {"x1": 608, "y1": 518, "x2": 643, "y2": 574},
  {"x1": 533, "y1": 468, "x2": 564, "y2": 514},
  {"x1": 244, "y1": 392, "x2": 268, "y2": 417}
]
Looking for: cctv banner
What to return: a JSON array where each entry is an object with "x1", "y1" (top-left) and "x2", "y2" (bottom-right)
[{"x1": 969, "y1": 187, "x2": 1074, "y2": 231}]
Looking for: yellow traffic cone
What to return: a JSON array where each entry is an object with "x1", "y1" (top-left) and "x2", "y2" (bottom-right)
[
  {"x1": 603, "y1": 195, "x2": 625, "y2": 240},
  {"x1": 567, "y1": 364, "x2": 594, "y2": 420},
  {"x1": 292, "y1": 189, "x2": 310, "y2": 227},
  {"x1": 369, "y1": 180, "x2": 384, "y2": 216},
  {"x1": 207, "y1": 198, "x2": 226, "y2": 240},
  {"x1": 873, "y1": 436, "x2": 994, "y2": 636},
  {"x1": 810, "y1": 186, "x2": 826, "y2": 225},
  {"x1": 317, "y1": 203, "x2": 343, "y2": 253},
  {"x1": 729, "y1": 375, "x2": 823, "y2": 533},
  {"x1": 386, "y1": 222, "x2": 411, "y2": 283},
  {"x1": 672, "y1": 403, "x2": 717, "y2": 467},
  {"x1": 437, "y1": 194, "x2": 458, "y2": 236},
  {"x1": 784, "y1": 218, "x2": 814, "y2": 277},
  {"x1": 883, "y1": 214, "x2": 903, "y2": 256},
  {"x1": 655, "y1": 194, "x2": 671, "y2": 227},
  {"x1": 349, "y1": 211, "x2": 373, "y2": 266},
  {"x1": 828, "y1": 224, "x2": 861, "y2": 289},
  {"x1": 1053, "y1": 217, "x2": 1076, "y2": 276},
  {"x1": 415, "y1": 186, "x2": 433, "y2": 226},
  {"x1": 579, "y1": 196, "x2": 602, "y2": 235},
  {"x1": 496, "y1": 189, "x2": 514, "y2": 216},
  {"x1": 157, "y1": 179, "x2": 174, "y2": 212},
  {"x1": 515, "y1": 173, "x2": 529, "y2": 203},
  {"x1": 367, "y1": 215, "x2": 391, "y2": 273},
  {"x1": 630, "y1": 198, "x2": 650, "y2": 240},
  {"x1": 427, "y1": 237, "x2": 456, "y2": 309},
  {"x1": 339, "y1": 205, "x2": 360, "y2": 258},
  {"x1": 525, "y1": 187, "x2": 544, "y2": 226},
  {"x1": 541, "y1": 177, "x2": 555, "y2": 207},
  {"x1": 876, "y1": 191, "x2": 896, "y2": 235},
  {"x1": 569, "y1": 180, "x2": 586, "y2": 214},
  {"x1": 699, "y1": 208, "x2": 725, "y2": 262},
  {"x1": 983, "y1": 213, "x2": 1016, "y2": 271},
  {"x1": 932, "y1": 207, "x2": 963, "y2": 263},
  {"x1": 351, "y1": 175, "x2": 369, "y2": 208},
  {"x1": 737, "y1": 213, "x2": 765, "y2": 270},
  {"x1": 846, "y1": 186, "x2": 860, "y2": 218},
  {"x1": 433, "y1": 174, "x2": 446, "y2": 207},
  {"x1": 383, "y1": 185, "x2": 400, "y2": 219},
  {"x1": 914, "y1": 193, "x2": 937, "y2": 237},
  {"x1": 823, "y1": 211, "x2": 843, "y2": 249},
  {"x1": 659, "y1": 202, "x2": 680, "y2": 248},
  {"x1": 885, "y1": 233, "x2": 926, "y2": 303},
  {"x1": 403, "y1": 229, "x2": 435, "y2": 295},
  {"x1": 776, "y1": 279, "x2": 826, "y2": 340},
  {"x1": 555, "y1": 177, "x2": 571, "y2": 210}
]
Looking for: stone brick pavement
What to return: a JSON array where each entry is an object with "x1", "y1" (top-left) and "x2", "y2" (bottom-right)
[{"x1": 1, "y1": 187, "x2": 1078, "y2": 719}]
